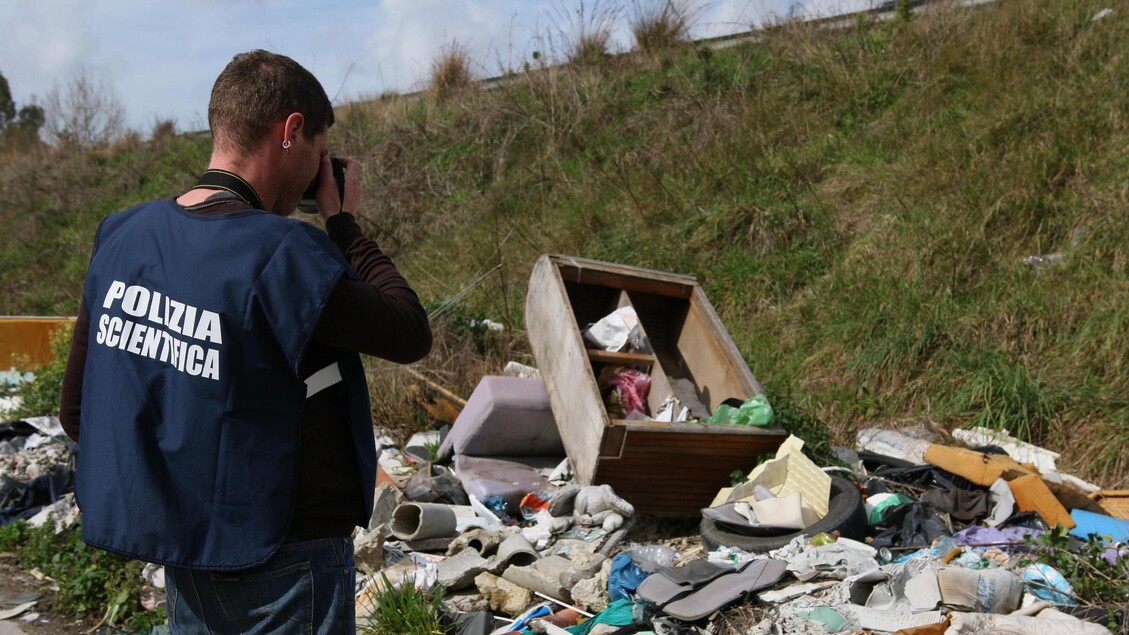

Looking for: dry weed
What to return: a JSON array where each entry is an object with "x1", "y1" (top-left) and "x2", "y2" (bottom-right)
[
  {"x1": 429, "y1": 40, "x2": 476, "y2": 100},
  {"x1": 626, "y1": 0, "x2": 700, "y2": 53},
  {"x1": 365, "y1": 312, "x2": 531, "y2": 445},
  {"x1": 550, "y1": 0, "x2": 622, "y2": 66}
]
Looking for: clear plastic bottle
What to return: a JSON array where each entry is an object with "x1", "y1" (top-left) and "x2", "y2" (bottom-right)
[{"x1": 626, "y1": 544, "x2": 678, "y2": 572}]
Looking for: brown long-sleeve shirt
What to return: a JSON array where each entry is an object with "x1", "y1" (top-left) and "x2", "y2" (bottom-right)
[{"x1": 59, "y1": 197, "x2": 431, "y2": 538}]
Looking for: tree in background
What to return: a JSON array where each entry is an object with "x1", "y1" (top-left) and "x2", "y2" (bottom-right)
[
  {"x1": 0, "y1": 73, "x2": 15, "y2": 127},
  {"x1": 42, "y1": 68, "x2": 125, "y2": 150},
  {"x1": 0, "y1": 71, "x2": 45, "y2": 149}
]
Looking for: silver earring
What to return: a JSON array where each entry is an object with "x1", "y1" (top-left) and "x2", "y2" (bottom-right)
[{"x1": 282, "y1": 139, "x2": 291, "y2": 150}]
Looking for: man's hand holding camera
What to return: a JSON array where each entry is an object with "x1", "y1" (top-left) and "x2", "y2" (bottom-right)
[{"x1": 315, "y1": 155, "x2": 360, "y2": 219}]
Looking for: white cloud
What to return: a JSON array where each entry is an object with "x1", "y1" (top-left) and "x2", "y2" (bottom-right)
[
  {"x1": 2, "y1": 0, "x2": 876, "y2": 133},
  {"x1": 0, "y1": 0, "x2": 101, "y2": 103},
  {"x1": 361, "y1": 0, "x2": 532, "y2": 93}
]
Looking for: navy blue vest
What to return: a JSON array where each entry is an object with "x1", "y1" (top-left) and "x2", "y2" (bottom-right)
[{"x1": 77, "y1": 199, "x2": 376, "y2": 570}]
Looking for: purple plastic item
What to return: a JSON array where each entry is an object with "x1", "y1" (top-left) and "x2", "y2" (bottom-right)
[
  {"x1": 453, "y1": 455, "x2": 562, "y2": 511},
  {"x1": 438, "y1": 376, "x2": 564, "y2": 459},
  {"x1": 951, "y1": 525, "x2": 1042, "y2": 553}
]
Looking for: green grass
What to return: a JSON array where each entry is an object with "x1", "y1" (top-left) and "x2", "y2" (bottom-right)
[
  {"x1": 3, "y1": 520, "x2": 167, "y2": 630},
  {"x1": 359, "y1": 575, "x2": 447, "y2": 635}
]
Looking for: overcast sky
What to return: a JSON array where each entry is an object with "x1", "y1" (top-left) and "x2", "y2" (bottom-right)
[{"x1": 0, "y1": 0, "x2": 873, "y2": 134}]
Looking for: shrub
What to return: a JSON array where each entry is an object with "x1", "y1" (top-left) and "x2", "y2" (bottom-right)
[
  {"x1": 552, "y1": 0, "x2": 622, "y2": 66},
  {"x1": 42, "y1": 68, "x2": 127, "y2": 150},
  {"x1": 13, "y1": 520, "x2": 163, "y2": 630},
  {"x1": 429, "y1": 41, "x2": 475, "y2": 100},
  {"x1": 627, "y1": 0, "x2": 699, "y2": 53}
]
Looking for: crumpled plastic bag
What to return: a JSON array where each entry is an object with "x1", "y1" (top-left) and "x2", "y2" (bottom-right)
[
  {"x1": 706, "y1": 395, "x2": 774, "y2": 426},
  {"x1": 607, "y1": 553, "x2": 648, "y2": 602},
  {"x1": 871, "y1": 502, "x2": 948, "y2": 550},
  {"x1": 583, "y1": 306, "x2": 640, "y2": 351},
  {"x1": 605, "y1": 368, "x2": 651, "y2": 416},
  {"x1": 946, "y1": 606, "x2": 1110, "y2": 635},
  {"x1": 405, "y1": 463, "x2": 469, "y2": 505},
  {"x1": 1022, "y1": 563, "x2": 1077, "y2": 605}
]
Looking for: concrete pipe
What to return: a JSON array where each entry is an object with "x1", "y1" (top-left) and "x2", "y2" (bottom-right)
[
  {"x1": 494, "y1": 531, "x2": 539, "y2": 568},
  {"x1": 391, "y1": 502, "x2": 458, "y2": 541}
]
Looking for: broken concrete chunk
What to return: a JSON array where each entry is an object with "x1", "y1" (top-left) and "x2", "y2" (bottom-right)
[
  {"x1": 569, "y1": 556, "x2": 613, "y2": 613},
  {"x1": 447, "y1": 527, "x2": 507, "y2": 557},
  {"x1": 474, "y1": 571, "x2": 534, "y2": 617},
  {"x1": 401, "y1": 536, "x2": 457, "y2": 553},
  {"x1": 502, "y1": 555, "x2": 575, "y2": 602},
  {"x1": 436, "y1": 548, "x2": 489, "y2": 591},
  {"x1": 353, "y1": 528, "x2": 386, "y2": 573},
  {"x1": 488, "y1": 531, "x2": 540, "y2": 571},
  {"x1": 366, "y1": 482, "x2": 403, "y2": 534}
]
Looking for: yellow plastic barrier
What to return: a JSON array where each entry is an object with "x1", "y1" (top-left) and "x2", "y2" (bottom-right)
[{"x1": 0, "y1": 317, "x2": 75, "y2": 371}]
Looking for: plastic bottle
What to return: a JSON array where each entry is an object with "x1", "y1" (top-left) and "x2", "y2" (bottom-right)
[{"x1": 626, "y1": 544, "x2": 678, "y2": 572}]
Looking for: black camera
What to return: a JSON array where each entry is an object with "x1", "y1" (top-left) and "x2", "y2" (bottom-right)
[{"x1": 296, "y1": 157, "x2": 346, "y2": 214}]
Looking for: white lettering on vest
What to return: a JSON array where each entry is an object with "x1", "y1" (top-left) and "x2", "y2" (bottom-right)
[
  {"x1": 141, "y1": 325, "x2": 161, "y2": 357},
  {"x1": 94, "y1": 280, "x2": 225, "y2": 381},
  {"x1": 96, "y1": 313, "x2": 110, "y2": 345},
  {"x1": 147, "y1": 290, "x2": 164, "y2": 325},
  {"x1": 167, "y1": 300, "x2": 185, "y2": 336},
  {"x1": 121, "y1": 285, "x2": 149, "y2": 317},
  {"x1": 126, "y1": 323, "x2": 147, "y2": 354},
  {"x1": 102, "y1": 281, "x2": 126, "y2": 309},
  {"x1": 105, "y1": 316, "x2": 124, "y2": 348},
  {"x1": 202, "y1": 349, "x2": 220, "y2": 380},
  {"x1": 194, "y1": 311, "x2": 223, "y2": 345}
]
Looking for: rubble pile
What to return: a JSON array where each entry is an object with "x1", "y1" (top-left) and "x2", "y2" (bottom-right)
[
  {"x1": 338, "y1": 409, "x2": 1126, "y2": 635},
  {"x1": 0, "y1": 257, "x2": 1125, "y2": 635}
]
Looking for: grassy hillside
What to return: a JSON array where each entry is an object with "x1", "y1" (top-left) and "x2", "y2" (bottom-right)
[{"x1": 2, "y1": 0, "x2": 1126, "y2": 484}]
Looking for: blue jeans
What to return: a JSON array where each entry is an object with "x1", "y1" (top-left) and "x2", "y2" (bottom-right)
[{"x1": 165, "y1": 537, "x2": 355, "y2": 635}]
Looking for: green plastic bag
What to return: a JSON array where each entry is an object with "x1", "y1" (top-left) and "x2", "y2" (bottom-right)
[{"x1": 706, "y1": 395, "x2": 774, "y2": 426}]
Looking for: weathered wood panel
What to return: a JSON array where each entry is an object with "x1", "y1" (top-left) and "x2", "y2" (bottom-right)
[
  {"x1": 526, "y1": 254, "x2": 786, "y2": 514},
  {"x1": 525, "y1": 256, "x2": 608, "y2": 485}
]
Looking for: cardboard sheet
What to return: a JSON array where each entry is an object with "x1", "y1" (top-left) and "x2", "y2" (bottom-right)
[{"x1": 728, "y1": 435, "x2": 832, "y2": 517}]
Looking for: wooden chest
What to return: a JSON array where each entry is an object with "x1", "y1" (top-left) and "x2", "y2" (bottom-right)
[{"x1": 525, "y1": 254, "x2": 787, "y2": 515}]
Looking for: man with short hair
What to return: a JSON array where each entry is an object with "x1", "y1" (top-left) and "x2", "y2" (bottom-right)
[{"x1": 59, "y1": 49, "x2": 432, "y2": 634}]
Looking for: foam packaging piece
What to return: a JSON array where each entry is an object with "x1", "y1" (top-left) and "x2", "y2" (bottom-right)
[
  {"x1": 438, "y1": 376, "x2": 564, "y2": 459},
  {"x1": 1009, "y1": 474, "x2": 1075, "y2": 529},
  {"x1": 1070, "y1": 508, "x2": 1129, "y2": 542}
]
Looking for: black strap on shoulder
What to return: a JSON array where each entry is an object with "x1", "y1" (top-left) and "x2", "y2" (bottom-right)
[{"x1": 194, "y1": 169, "x2": 265, "y2": 211}]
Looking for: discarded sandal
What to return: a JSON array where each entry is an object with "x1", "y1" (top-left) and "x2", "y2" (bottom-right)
[
  {"x1": 637, "y1": 559, "x2": 738, "y2": 606},
  {"x1": 660, "y1": 558, "x2": 788, "y2": 621}
]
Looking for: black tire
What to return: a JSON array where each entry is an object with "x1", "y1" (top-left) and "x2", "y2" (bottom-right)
[{"x1": 700, "y1": 476, "x2": 867, "y2": 553}]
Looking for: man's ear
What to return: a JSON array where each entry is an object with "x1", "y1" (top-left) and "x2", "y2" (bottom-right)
[{"x1": 282, "y1": 112, "x2": 305, "y2": 146}]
